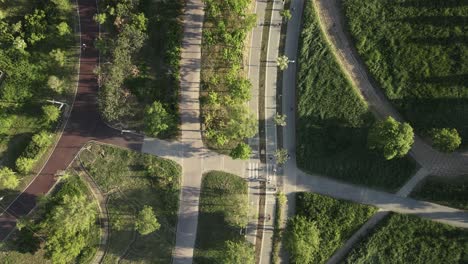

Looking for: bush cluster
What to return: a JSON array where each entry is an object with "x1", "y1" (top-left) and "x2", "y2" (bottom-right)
[
  {"x1": 201, "y1": 0, "x2": 257, "y2": 153},
  {"x1": 15, "y1": 131, "x2": 53, "y2": 174}
]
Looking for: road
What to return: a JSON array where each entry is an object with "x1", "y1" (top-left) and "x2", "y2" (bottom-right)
[{"x1": 0, "y1": 0, "x2": 142, "y2": 241}]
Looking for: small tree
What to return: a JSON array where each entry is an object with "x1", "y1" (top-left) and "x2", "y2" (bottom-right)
[
  {"x1": 223, "y1": 240, "x2": 255, "y2": 264},
  {"x1": 16, "y1": 157, "x2": 35, "y2": 174},
  {"x1": 368, "y1": 117, "x2": 414, "y2": 160},
  {"x1": 0, "y1": 167, "x2": 19, "y2": 189},
  {"x1": 276, "y1": 55, "x2": 290, "y2": 70},
  {"x1": 56, "y1": 22, "x2": 70, "y2": 36},
  {"x1": 284, "y1": 215, "x2": 320, "y2": 264},
  {"x1": 280, "y1": 10, "x2": 292, "y2": 21},
  {"x1": 13, "y1": 36, "x2": 27, "y2": 51},
  {"x1": 230, "y1": 142, "x2": 252, "y2": 160},
  {"x1": 135, "y1": 205, "x2": 160, "y2": 235},
  {"x1": 275, "y1": 148, "x2": 289, "y2": 165},
  {"x1": 274, "y1": 113, "x2": 287, "y2": 126},
  {"x1": 49, "y1": 49, "x2": 66, "y2": 67},
  {"x1": 93, "y1": 13, "x2": 107, "y2": 25},
  {"x1": 0, "y1": 115, "x2": 13, "y2": 134},
  {"x1": 47, "y1": 75, "x2": 64, "y2": 93},
  {"x1": 42, "y1": 105, "x2": 61, "y2": 123},
  {"x1": 144, "y1": 101, "x2": 174, "y2": 137},
  {"x1": 431, "y1": 128, "x2": 461, "y2": 153},
  {"x1": 32, "y1": 131, "x2": 52, "y2": 148}
]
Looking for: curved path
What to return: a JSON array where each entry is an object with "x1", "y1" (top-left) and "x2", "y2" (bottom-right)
[
  {"x1": 0, "y1": 0, "x2": 142, "y2": 240},
  {"x1": 312, "y1": 0, "x2": 468, "y2": 177}
]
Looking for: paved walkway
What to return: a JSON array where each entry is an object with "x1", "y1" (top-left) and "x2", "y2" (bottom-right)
[{"x1": 0, "y1": 0, "x2": 142, "y2": 241}]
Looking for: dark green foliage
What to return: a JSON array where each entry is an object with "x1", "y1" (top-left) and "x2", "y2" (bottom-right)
[
  {"x1": 194, "y1": 171, "x2": 249, "y2": 264},
  {"x1": 342, "y1": 0, "x2": 468, "y2": 145},
  {"x1": 79, "y1": 143, "x2": 181, "y2": 262},
  {"x1": 284, "y1": 215, "x2": 320, "y2": 264},
  {"x1": 430, "y1": 128, "x2": 462, "y2": 152},
  {"x1": 292, "y1": 192, "x2": 376, "y2": 263},
  {"x1": 412, "y1": 175, "x2": 468, "y2": 210},
  {"x1": 201, "y1": 0, "x2": 257, "y2": 151},
  {"x1": 296, "y1": 1, "x2": 416, "y2": 190},
  {"x1": 345, "y1": 213, "x2": 468, "y2": 264},
  {"x1": 15, "y1": 130, "x2": 53, "y2": 174},
  {"x1": 222, "y1": 240, "x2": 255, "y2": 264},
  {"x1": 135, "y1": 205, "x2": 160, "y2": 235},
  {"x1": 97, "y1": 0, "x2": 182, "y2": 137},
  {"x1": 144, "y1": 100, "x2": 176, "y2": 137},
  {"x1": 229, "y1": 142, "x2": 252, "y2": 160},
  {"x1": 367, "y1": 117, "x2": 414, "y2": 160}
]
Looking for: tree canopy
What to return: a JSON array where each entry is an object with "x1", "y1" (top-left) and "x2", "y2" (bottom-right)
[
  {"x1": 135, "y1": 205, "x2": 161, "y2": 235},
  {"x1": 222, "y1": 240, "x2": 255, "y2": 264},
  {"x1": 0, "y1": 167, "x2": 19, "y2": 189},
  {"x1": 367, "y1": 117, "x2": 414, "y2": 160},
  {"x1": 431, "y1": 128, "x2": 461, "y2": 153},
  {"x1": 229, "y1": 142, "x2": 252, "y2": 160},
  {"x1": 144, "y1": 101, "x2": 174, "y2": 137}
]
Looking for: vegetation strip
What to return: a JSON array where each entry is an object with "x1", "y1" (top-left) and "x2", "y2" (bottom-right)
[
  {"x1": 193, "y1": 171, "x2": 253, "y2": 264},
  {"x1": 345, "y1": 213, "x2": 468, "y2": 263}
]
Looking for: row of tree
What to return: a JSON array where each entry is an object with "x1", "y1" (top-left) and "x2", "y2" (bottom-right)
[{"x1": 202, "y1": 0, "x2": 257, "y2": 159}]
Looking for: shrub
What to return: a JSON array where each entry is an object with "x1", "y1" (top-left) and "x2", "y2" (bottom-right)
[
  {"x1": 0, "y1": 114, "x2": 13, "y2": 134},
  {"x1": 284, "y1": 215, "x2": 320, "y2": 264},
  {"x1": 135, "y1": 205, "x2": 160, "y2": 235},
  {"x1": 93, "y1": 13, "x2": 107, "y2": 25},
  {"x1": 16, "y1": 157, "x2": 35, "y2": 174},
  {"x1": 47, "y1": 75, "x2": 64, "y2": 93},
  {"x1": 229, "y1": 142, "x2": 251, "y2": 160},
  {"x1": 223, "y1": 240, "x2": 255, "y2": 264},
  {"x1": 42, "y1": 105, "x2": 61, "y2": 123},
  {"x1": 430, "y1": 128, "x2": 461, "y2": 153},
  {"x1": 0, "y1": 167, "x2": 19, "y2": 189},
  {"x1": 56, "y1": 22, "x2": 70, "y2": 36},
  {"x1": 144, "y1": 101, "x2": 174, "y2": 137},
  {"x1": 32, "y1": 131, "x2": 53, "y2": 149},
  {"x1": 368, "y1": 117, "x2": 414, "y2": 160}
]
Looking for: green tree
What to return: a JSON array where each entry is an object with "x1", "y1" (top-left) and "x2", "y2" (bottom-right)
[
  {"x1": 47, "y1": 75, "x2": 64, "y2": 93},
  {"x1": 93, "y1": 13, "x2": 107, "y2": 25},
  {"x1": 49, "y1": 49, "x2": 66, "y2": 67},
  {"x1": 144, "y1": 101, "x2": 174, "y2": 137},
  {"x1": 230, "y1": 142, "x2": 252, "y2": 160},
  {"x1": 24, "y1": 9, "x2": 46, "y2": 45},
  {"x1": 13, "y1": 36, "x2": 27, "y2": 51},
  {"x1": 280, "y1": 10, "x2": 292, "y2": 21},
  {"x1": 274, "y1": 113, "x2": 287, "y2": 126},
  {"x1": 284, "y1": 215, "x2": 320, "y2": 264},
  {"x1": 16, "y1": 157, "x2": 35, "y2": 174},
  {"x1": 32, "y1": 131, "x2": 52, "y2": 149},
  {"x1": 42, "y1": 105, "x2": 61, "y2": 123},
  {"x1": 276, "y1": 55, "x2": 290, "y2": 70},
  {"x1": 275, "y1": 148, "x2": 289, "y2": 165},
  {"x1": 223, "y1": 240, "x2": 255, "y2": 264},
  {"x1": 51, "y1": 0, "x2": 72, "y2": 12},
  {"x1": 431, "y1": 128, "x2": 461, "y2": 153},
  {"x1": 56, "y1": 22, "x2": 70, "y2": 36},
  {"x1": 41, "y1": 194, "x2": 96, "y2": 263},
  {"x1": 0, "y1": 167, "x2": 19, "y2": 189},
  {"x1": 135, "y1": 205, "x2": 160, "y2": 235},
  {"x1": 367, "y1": 117, "x2": 414, "y2": 160},
  {"x1": 0, "y1": 114, "x2": 13, "y2": 134}
]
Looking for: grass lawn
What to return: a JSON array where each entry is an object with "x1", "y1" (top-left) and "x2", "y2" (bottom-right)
[
  {"x1": 0, "y1": 173, "x2": 100, "y2": 264},
  {"x1": 289, "y1": 192, "x2": 377, "y2": 263},
  {"x1": 411, "y1": 175, "x2": 468, "y2": 210},
  {"x1": 342, "y1": 0, "x2": 468, "y2": 146},
  {"x1": 0, "y1": 0, "x2": 79, "y2": 206},
  {"x1": 345, "y1": 213, "x2": 468, "y2": 263},
  {"x1": 194, "y1": 171, "x2": 249, "y2": 263},
  {"x1": 296, "y1": 1, "x2": 416, "y2": 191},
  {"x1": 79, "y1": 143, "x2": 181, "y2": 264}
]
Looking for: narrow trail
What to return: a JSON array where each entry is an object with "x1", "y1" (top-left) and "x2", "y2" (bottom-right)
[{"x1": 0, "y1": 0, "x2": 142, "y2": 241}]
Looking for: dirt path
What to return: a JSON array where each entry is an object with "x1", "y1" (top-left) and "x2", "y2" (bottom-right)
[{"x1": 0, "y1": 0, "x2": 142, "y2": 241}]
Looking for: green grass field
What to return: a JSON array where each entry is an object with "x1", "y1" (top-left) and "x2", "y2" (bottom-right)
[
  {"x1": 296, "y1": 1, "x2": 416, "y2": 191},
  {"x1": 79, "y1": 143, "x2": 181, "y2": 264},
  {"x1": 411, "y1": 175, "x2": 468, "y2": 210},
  {"x1": 194, "y1": 171, "x2": 249, "y2": 263},
  {"x1": 290, "y1": 192, "x2": 376, "y2": 263},
  {"x1": 345, "y1": 213, "x2": 468, "y2": 263},
  {"x1": 342, "y1": 0, "x2": 468, "y2": 146}
]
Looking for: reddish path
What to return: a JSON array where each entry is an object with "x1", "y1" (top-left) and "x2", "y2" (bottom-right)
[{"x1": 0, "y1": 0, "x2": 142, "y2": 240}]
